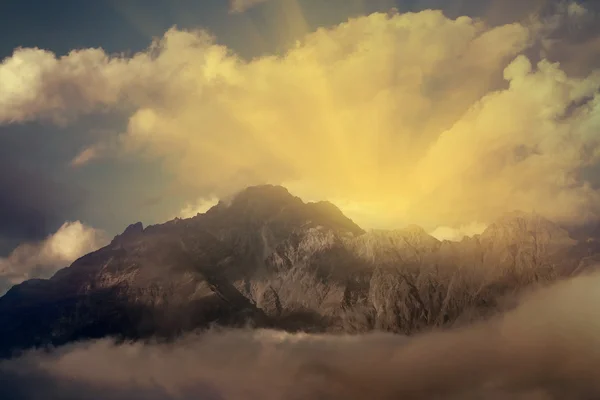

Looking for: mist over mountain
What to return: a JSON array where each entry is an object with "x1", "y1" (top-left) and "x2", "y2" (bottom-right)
[{"x1": 0, "y1": 185, "x2": 598, "y2": 360}]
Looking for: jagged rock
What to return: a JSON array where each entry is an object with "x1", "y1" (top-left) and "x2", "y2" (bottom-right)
[
  {"x1": 111, "y1": 222, "x2": 144, "y2": 245},
  {"x1": 257, "y1": 286, "x2": 282, "y2": 317},
  {"x1": 0, "y1": 185, "x2": 597, "y2": 358}
]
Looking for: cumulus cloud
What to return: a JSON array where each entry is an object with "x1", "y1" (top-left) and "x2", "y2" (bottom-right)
[
  {"x1": 0, "y1": 221, "x2": 108, "y2": 294},
  {"x1": 0, "y1": 32, "x2": 211, "y2": 124},
  {"x1": 3, "y1": 271, "x2": 600, "y2": 399},
  {"x1": 229, "y1": 0, "x2": 272, "y2": 13},
  {"x1": 1, "y1": 7, "x2": 600, "y2": 230}
]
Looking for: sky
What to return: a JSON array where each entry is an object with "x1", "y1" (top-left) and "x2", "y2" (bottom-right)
[{"x1": 1, "y1": 0, "x2": 600, "y2": 289}]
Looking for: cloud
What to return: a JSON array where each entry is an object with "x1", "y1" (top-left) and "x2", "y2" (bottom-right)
[
  {"x1": 229, "y1": 0, "x2": 271, "y2": 13},
  {"x1": 70, "y1": 145, "x2": 102, "y2": 167},
  {"x1": 430, "y1": 222, "x2": 488, "y2": 241},
  {"x1": 0, "y1": 36, "x2": 203, "y2": 124},
  {"x1": 567, "y1": 1, "x2": 588, "y2": 18},
  {"x1": 0, "y1": 47, "x2": 118, "y2": 124},
  {"x1": 0, "y1": 160, "x2": 85, "y2": 246},
  {"x1": 3, "y1": 271, "x2": 600, "y2": 399},
  {"x1": 1, "y1": 7, "x2": 600, "y2": 230},
  {"x1": 177, "y1": 197, "x2": 220, "y2": 219},
  {"x1": 0, "y1": 221, "x2": 108, "y2": 295}
]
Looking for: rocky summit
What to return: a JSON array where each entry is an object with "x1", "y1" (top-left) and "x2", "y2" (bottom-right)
[{"x1": 0, "y1": 185, "x2": 597, "y2": 358}]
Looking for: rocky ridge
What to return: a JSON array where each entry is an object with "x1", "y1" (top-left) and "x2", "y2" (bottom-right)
[{"x1": 0, "y1": 185, "x2": 595, "y2": 357}]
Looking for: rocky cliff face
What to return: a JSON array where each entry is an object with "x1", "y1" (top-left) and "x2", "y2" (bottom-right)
[{"x1": 0, "y1": 185, "x2": 593, "y2": 357}]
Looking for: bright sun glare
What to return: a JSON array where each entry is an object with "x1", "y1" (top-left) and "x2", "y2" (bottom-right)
[{"x1": 3, "y1": 0, "x2": 600, "y2": 236}]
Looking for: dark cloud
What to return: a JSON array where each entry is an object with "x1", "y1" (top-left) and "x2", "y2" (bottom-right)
[
  {"x1": 2, "y1": 272, "x2": 600, "y2": 399},
  {"x1": 540, "y1": 2, "x2": 600, "y2": 76},
  {"x1": 0, "y1": 157, "x2": 84, "y2": 252},
  {"x1": 391, "y1": 0, "x2": 600, "y2": 76}
]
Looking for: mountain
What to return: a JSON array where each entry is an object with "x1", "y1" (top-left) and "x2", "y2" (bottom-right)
[{"x1": 0, "y1": 185, "x2": 594, "y2": 358}]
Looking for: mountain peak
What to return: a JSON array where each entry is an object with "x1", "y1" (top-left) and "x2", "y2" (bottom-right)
[
  {"x1": 220, "y1": 185, "x2": 300, "y2": 211},
  {"x1": 483, "y1": 211, "x2": 550, "y2": 233},
  {"x1": 401, "y1": 224, "x2": 430, "y2": 236},
  {"x1": 110, "y1": 222, "x2": 144, "y2": 245},
  {"x1": 123, "y1": 222, "x2": 144, "y2": 235},
  {"x1": 199, "y1": 185, "x2": 364, "y2": 237},
  {"x1": 1, "y1": 193, "x2": 597, "y2": 359},
  {"x1": 481, "y1": 211, "x2": 574, "y2": 247}
]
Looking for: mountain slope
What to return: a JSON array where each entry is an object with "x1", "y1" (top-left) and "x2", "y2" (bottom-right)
[{"x1": 0, "y1": 185, "x2": 592, "y2": 357}]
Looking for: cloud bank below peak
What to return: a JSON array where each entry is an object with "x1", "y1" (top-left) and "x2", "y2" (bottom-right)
[
  {"x1": 4, "y1": 270, "x2": 600, "y2": 399},
  {"x1": 1, "y1": 6, "x2": 600, "y2": 230}
]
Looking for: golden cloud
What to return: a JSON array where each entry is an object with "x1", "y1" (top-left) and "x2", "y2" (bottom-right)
[
  {"x1": 1, "y1": 7, "x2": 599, "y2": 230},
  {"x1": 0, "y1": 222, "x2": 108, "y2": 294}
]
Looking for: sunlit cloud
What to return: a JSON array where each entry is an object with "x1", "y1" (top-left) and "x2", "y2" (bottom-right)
[
  {"x1": 0, "y1": 222, "x2": 108, "y2": 294},
  {"x1": 430, "y1": 222, "x2": 488, "y2": 242},
  {"x1": 178, "y1": 197, "x2": 220, "y2": 219},
  {"x1": 70, "y1": 145, "x2": 103, "y2": 167},
  {"x1": 1, "y1": 5, "x2": 599, "y2": 230}
]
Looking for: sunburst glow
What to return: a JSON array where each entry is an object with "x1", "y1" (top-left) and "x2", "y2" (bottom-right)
[{"x1": 1, "y1": 2, "x2": 599, "y2": 234}]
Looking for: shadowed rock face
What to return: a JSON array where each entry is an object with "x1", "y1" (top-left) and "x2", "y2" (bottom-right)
[{"x1": 0, "y1": 185, "x2": 595, "y2": 357}]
